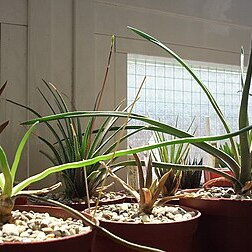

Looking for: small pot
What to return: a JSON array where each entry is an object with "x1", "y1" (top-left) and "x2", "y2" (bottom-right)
[
  {"x1": 180, "y1": 196, "x2": 252, "y2": 252},
  {"x1": 90, "y1": 204, "x2": 201, "y2": 252},
  {"x1": 1, "y1": 205, "x2": 95, "y2": 252},
  {"x1": 204, "y1": 168, "x2": 233, "y2": 187}
]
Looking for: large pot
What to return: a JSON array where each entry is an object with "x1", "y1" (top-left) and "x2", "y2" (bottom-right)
[
  {"x1": 1, "y1": 205, "x2": 95, "y2": 252},
  {"x1": 179, "y1": 197, "x2": 252, "y2": 252},
  {"x1": 91, "y1": 204, "x2": 201, "y2": 252}
]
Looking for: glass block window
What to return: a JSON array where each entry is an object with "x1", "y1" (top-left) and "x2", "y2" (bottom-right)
[{"x1": 127, "y1": 54, "x2": 251, "y2": 158}]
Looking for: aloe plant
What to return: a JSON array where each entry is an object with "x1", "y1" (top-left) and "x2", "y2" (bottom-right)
[
  {"x1": 180, "y1": 158, "x2": 203, "y2": 189},
  {"x1": 105, "y1": 153, "x2": 186, "y2": 214},
  {"x1": 152, "y1": 125, "x2": 192, "y2": 196}
]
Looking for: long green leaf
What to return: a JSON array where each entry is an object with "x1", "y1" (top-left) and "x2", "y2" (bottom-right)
[
  {"x1": 6, "y1": 98, "x2": 70, "y2": 163},
  {"x1": 12, "y1": 124, "x2": 252, "y2": 196},
  {"x1": 11, "y1": 122, "x2": 39, "y2": 181},
  {"x1": 22, "y1": 111, "x2": 241, "y2": 176},
  {"x1": 81, "y1": 117, "x2": 93, "y2": 158},
  {"x1": 47, "y1": 81, "x2": 76, "y2": 158},
  {"x1": 128, "y1": 26, "x2": 240, "y2": 166},
  {"x1": 40, "y1": 80, "x2": 74, "y2": 161},
  {"x1": 239, "y1": 43, "x2": 252, "y2": 184},
  {"x1": 0, "y1": 146, "x2": 12, "y2": 196}
]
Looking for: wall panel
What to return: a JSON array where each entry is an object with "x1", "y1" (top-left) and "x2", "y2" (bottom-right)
[
  {"x1": 0, "y1": 23, "x2": 28, "y2": 180},
  {"x1": 0, "y1": 0, "x2": 27, "y2": 25}
]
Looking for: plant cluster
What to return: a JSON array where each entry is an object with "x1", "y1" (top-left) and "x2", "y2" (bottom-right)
[
  {"x1": 6, "y1": 37, "x2": 144, "y2": 201},
  {"x1": 22, "y1": 26, "x2": 252, "y2": 196}
]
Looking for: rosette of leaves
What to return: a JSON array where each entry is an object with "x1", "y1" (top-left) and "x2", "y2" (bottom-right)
[
  {"x1": 152, "y1": 119, "x2": 202, "y2": 193},
  {"x1": 152, "y1": 131, "x2": 190, "y2": 196},
  {"x1": 105, "y1": 153, "x2": 185, "y2": 214},
  {"x1": 180, "y1": 158, "x2": 203, "y2": 189}
]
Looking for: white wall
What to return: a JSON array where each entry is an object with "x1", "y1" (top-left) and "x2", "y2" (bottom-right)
[{"x1": 0, "y1": 0, "x2": 252, "y2": 187}]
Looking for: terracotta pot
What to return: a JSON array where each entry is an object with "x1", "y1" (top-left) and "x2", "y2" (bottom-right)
[
  {"x1": 179, "y1": 197, "x2": 252, "y2": 252},
  {"x1": 1, "y1": 205, "x2": 95, "y2": 252},
  {"x1": 204, "y1": 168, "x2": 233, "y2": 187},
  {"x1": 91, "y1": 204, "x2": 201, "y2": 252},
  {"x1": 14, "y1": 197, "x2": 27, "y2": 205}
]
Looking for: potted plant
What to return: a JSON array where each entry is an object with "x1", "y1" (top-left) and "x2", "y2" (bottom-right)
[
  {"x1": 203, "y1": 141, "x2": 236, "y2": 187},
  {"x1": 126, "y1": 27, "x2": 252, "y2": 252},
  {"x1": 0, "y1": 122, "x2": 167, "y2": 252},
  {"x1": 8, "y1": 79, "x2": 132, "y2": 208},
  {"x1": 151, "y1": 128, "x2": 202, "y2": 194},
  {"x1": 88, "y1": 153, "x2": 201, "y2": 252},
  {"x1": 6, "y1": 37, "x2": 140, "y2": 210},
  {"x1": 21, "y1": 26, "x2": 252, "y2": 252}
]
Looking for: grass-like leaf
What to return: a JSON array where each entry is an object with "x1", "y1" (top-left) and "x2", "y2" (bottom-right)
[
  {"x1": 22, "y1": 111, "x2": 242, "y2": 177},
  {"x1": 128, "y1": 26, "x2": 240, "y2": 169},
  {"x1": 0, "y1": 146, "x2": 12, "y2": 196},
  {"x1": 10, "y1": 122, "x2": 39, "y2": 180}
]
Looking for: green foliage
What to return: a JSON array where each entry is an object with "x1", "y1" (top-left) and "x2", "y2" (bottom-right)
[
  {"x1": 8, "y1": 80, "x2": 143, "y2": 199},
  {"x1": 127, "y1": 26, "x2": 252, "y2": 193},
  {"x1": 23, "y1": 110, "x2": 252, "y2": 190},
  {"x1": 106, "y1": 153, "x2": 183, "y2": 214},
  {"x1": 21, "y1": 27, "x2": 252, "y2": 194},
  {"x1": 151, "y1": 121, "x2": 194, "y2": 195},
  {"x1": 0, "y1": 122, "x2": 38, "y2": 197},
  {"x1": 0, "y1": 127, "x2": 164, "y2": 252},
  {"x1": 180, "y1": 158, "x2": 203, "y2": 189}
]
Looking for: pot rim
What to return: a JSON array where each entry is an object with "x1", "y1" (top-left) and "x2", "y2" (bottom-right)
[
  {"x1": 1, "y1": 205, "x2": 96, "y2": 246},
  {"x1": 85, "y1": 203, "x2": 201, "y2": 225}
]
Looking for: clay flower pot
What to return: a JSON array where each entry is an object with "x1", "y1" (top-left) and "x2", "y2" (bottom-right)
[
  {"x1": 203, "y1": 168, "x2": 233, "y2": 187},
  {"x1": 1, "y1": 205, "x2": 95, "y2": 252},
  {"x1": 180, "y1": 197, "x2": 252, "y2": 252},
  {"x1": 90, "y1": 204, "x2": 201, "y2": 252}
]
